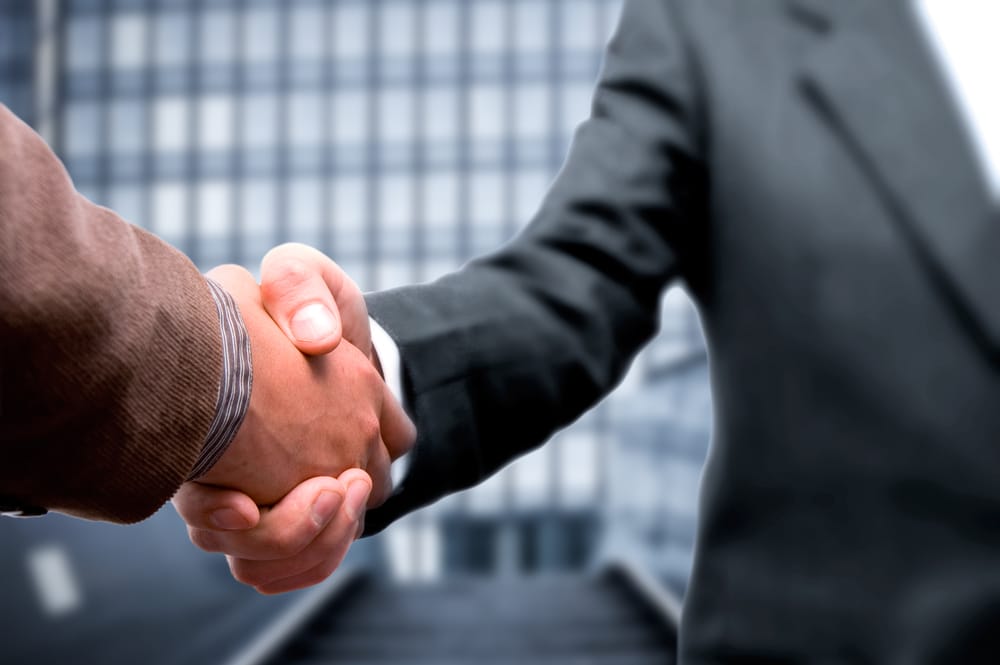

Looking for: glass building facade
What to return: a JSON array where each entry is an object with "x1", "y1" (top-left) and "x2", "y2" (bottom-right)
[
  {"x1": 0, "y1": 1, "x2": 35, "y2": 124},
  {"x1": 1, "y1": 1, "x2": 711, "y2": 660},
  {"x1": 56, "y1": 0, "x2": 623, "y2": 280}
]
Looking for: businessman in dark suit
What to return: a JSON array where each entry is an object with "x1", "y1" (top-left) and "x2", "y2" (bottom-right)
[{"x1": 180, "y1": 1, "x2": 1000, "y2": 661}]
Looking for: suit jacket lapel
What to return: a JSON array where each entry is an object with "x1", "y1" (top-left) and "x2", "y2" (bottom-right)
[{"x1": 789, "y1": 0, "x2": 1000, "y2": 358}]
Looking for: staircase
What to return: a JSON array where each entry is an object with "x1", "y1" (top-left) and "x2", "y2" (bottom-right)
[{"x1": 229, "y1": 565, "x2": 678, "y2": 665}]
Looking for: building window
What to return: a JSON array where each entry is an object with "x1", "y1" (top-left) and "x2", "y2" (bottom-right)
[
  {"x1": 66, "y1": 16, "x2": 103, "y2": 72},
  {"x1": 154, "y1": 11, "x2": 190, "y2": 68},
  {"x1": 290, "y1": 5, "x2": 326, "y2": 61},
  {"x1": 109, "y1": 98, "x2": 146, "y2": 155},
  {"x1": 200, "y1": 9, "x2": 236, "y2": 66},
  {"x1": 111, "y1": 12, "x2": 148, "y2": 70},
  {"x1": 198, "y1": 94, "x2": 235, "y2": 152},
  {"x1": 63, "y1": 100, "x2": 102, "y2": 157},
  {"x1": 244, "y1": 6, "x2": 279, "y2": 64}
]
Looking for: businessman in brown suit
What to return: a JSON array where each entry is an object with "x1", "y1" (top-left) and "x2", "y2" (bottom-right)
[{"x1": 0, "y1": 104, "x2": 414, "y2": 551}]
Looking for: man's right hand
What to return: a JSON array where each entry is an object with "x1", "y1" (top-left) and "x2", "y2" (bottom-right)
[
  {"x1": 194, "y1": 263, "x2": 413, "y2": 510},
  {"x1": 174, "y1": 245, "x2": 410, "y2": 593}
]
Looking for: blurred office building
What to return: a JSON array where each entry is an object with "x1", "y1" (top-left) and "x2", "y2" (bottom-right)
[
  {"x1": 1, "y1": 1, "x2": 710, "y2": 663},
  {"x1": 0, "y1": 1, "x2": 35, "y2": 123}
]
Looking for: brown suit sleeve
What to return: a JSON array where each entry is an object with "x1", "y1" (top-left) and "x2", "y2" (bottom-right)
[{"x1": 0, "y1": 105, "x2": 222, "y2": 524}]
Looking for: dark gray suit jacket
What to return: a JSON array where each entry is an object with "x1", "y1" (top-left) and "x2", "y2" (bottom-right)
[{"x1": 367, "y1": 1, "x2": 1000, "y2": 662}]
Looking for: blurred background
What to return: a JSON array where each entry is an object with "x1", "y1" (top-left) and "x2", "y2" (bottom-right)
[{"x1": 0, "y1": 1, "x2": 710, "y2": 662}]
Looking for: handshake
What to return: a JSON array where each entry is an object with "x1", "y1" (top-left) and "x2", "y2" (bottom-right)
[
  {"x1": 173, "y1": 244, "x2": 415, "y2": 595},
  {"x1": 0, "y1": 106, "x2": 411, "y2": 594}
]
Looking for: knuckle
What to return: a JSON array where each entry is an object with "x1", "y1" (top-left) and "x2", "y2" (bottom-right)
[
  {"x1": 350, "y1": 355, "x2": 379, "y2": 383},
  {"x1": 189, "y1": 528, "x2": 219, "y2": 552},
  {"x1": 269, "y1": 524, "x2": 312, "y2": 558},
  {"x1": 360, "y1": 413, "x2": 382, "y2": 446},
  {"x1": 350, "y1": 360, "x2": 384, "y2": 397},
  {"x1": 260, "y1": 258, "x2": 313, "y2": 300}
]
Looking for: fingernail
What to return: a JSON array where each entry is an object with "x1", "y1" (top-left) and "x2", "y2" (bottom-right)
[
  {"x1": 210, "y1": 508, "x2": 250, "y2": 530},
  {"x1": 344, "y1": 480, "x2": 371, "y2": 522},
  {"x1": 311, "y1": 491, "x2": 342, "y2": 527},
  {"x1": 290, "y1": 303, "x2": 337, "y2": 343}
]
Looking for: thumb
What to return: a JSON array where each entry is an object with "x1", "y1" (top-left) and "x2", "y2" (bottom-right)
[{"x1": 259, "y1": 243, "x2": 345, "y2": 355}]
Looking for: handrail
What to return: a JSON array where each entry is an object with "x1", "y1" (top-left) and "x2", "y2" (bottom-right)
[
  {"x1": 645, "y1": 347, "x2": 709, "y2": 383},
  {"x1": 604, "y1": 558, "x2": 683, "y2": 629}
]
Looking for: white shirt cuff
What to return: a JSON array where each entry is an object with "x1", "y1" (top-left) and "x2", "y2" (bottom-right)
[
  {"x1": 369, "y1": 316, "x2": 410, "y2": 484},
  {"x1": 369, "y1": 316, "x2": 403, "y2": 404}
]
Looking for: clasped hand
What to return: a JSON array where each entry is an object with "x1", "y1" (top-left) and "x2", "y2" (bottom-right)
[{"x1": 172, "y1": 244, "x2": 413, "y2": 594}]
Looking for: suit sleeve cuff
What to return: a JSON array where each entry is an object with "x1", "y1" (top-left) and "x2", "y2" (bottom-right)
[{"x1": 187, "y1": 277, "x2": 254, "y2": 480}]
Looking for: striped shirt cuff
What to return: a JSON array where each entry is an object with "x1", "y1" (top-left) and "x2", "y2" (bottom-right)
[{"x1": 188, "y1": 277, "x2": 254, "y2": 480}]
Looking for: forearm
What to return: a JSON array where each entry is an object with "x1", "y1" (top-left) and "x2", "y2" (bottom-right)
[
  {"x1": 0, "y1": 104, "x2": 223, "y2": 523},
  {"x1": 364, "y1": 245, "x2": 668, "y2": 532},
  {"x1": 363, "y1": 0, "x2": 700, "y2": 533}
]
